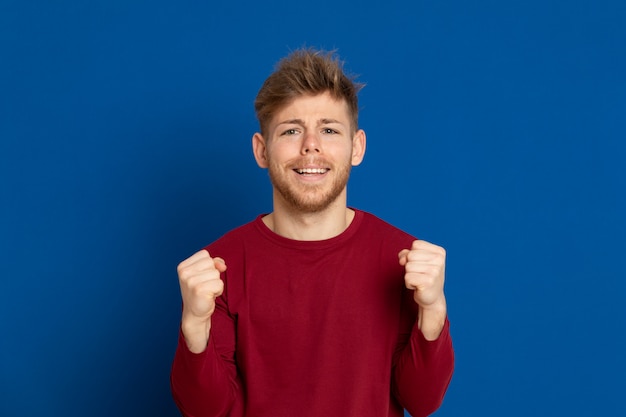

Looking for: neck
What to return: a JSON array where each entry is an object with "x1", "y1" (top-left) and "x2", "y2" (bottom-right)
[{"x1": 263, "y1": 196, "x2": 355, "y2": 241}]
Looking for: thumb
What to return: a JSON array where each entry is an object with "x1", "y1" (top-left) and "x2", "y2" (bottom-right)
[
  {"x1": 398, "y1": 249, "x2": 410, "y2": 266},
  {"x1": 213, "y1": 257, "x2": 227, "y2": 272}
]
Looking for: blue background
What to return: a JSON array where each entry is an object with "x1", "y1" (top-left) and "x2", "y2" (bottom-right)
[{"x1": 1, "y1": 0, "x2": 625, "y2": 416}]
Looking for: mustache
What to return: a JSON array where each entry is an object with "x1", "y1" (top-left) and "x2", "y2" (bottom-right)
[{"x1": 287, "y1": 157, "x2": 332, "y2": 168}]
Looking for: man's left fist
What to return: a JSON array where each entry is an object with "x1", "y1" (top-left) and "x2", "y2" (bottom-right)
[{"x1": 398, "y1": 240, "x2": 446, "y2": 309}]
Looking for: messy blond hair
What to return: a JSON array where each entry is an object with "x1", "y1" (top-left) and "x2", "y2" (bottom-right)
[{"x1": 254, "y1": 48, "x2": 364, "y2": 136}]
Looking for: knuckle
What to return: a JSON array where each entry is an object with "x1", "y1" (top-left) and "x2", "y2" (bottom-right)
[
  {"x1": 214, "y1": 280, "x2": 225, "y2": 296},
  {"x1": 178, "y1": 267, "x2": 192, "y2": 281}
]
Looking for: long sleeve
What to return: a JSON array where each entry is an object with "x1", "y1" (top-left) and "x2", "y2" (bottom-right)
[
  {"x1": 170, "y1": 212, "x2": 454, "y2": 417},
  {"x1": 392, "y1": 316, "x2": 454, "y2": 417},
  {"x1": 170, "y1": 292, "x2": 241, "y2": 417}
]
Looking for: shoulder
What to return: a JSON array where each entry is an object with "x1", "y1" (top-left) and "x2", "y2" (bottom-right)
[
  {"x1": 354, "y1": 209, "x2": 416, "y2": 245},
  {"x1": 203, "y1": 215, "x2": 265, "y2": 255}
]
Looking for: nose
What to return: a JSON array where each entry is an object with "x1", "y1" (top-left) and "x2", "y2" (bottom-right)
[{"x1": 301, "y1": 131, "x2": 321, "y2": 155}]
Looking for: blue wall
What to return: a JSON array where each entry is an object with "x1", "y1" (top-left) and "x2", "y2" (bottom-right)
[{"x1": 1, "y1": 1, "x2": 625, "y2": 416}]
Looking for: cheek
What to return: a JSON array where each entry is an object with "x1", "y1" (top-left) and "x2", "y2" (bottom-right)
[
  {"x1": 340, "y1": 146, "x2": 357, "y2": 164},
  {"x1": 264, "y1": 145, "x2": 285, "y2": 164}
]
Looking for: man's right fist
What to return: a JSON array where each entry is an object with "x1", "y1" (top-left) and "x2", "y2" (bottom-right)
[{"x1": 177, "y1": 250, "x2": 226, "y2": 352}]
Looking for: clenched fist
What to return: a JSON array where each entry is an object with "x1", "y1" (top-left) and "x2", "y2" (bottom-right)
[
  {"x1": 177, "y1": 250, "x2": 227, "y2": 353},
  {"x1": 398, "y1": 240, "x2": 447, "y2": 340}
]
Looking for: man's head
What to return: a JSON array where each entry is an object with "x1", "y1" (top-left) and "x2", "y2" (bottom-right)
[{"x1": 254, "y1": 48, "x2": 363, "y2": 137}]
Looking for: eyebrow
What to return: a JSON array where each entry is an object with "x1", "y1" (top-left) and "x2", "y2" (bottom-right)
[{"x1": 277, "y1": 118, "x2": 344, "y2": 126}]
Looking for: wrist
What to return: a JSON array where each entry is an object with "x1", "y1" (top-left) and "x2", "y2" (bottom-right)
[
  {"x1": 419, "y1": 296, "x2": 447, "y2": 315},
  {"x1": 181, "y1": 315, "x2": 212, "y2": 353},
  {"x1": 418, "y1": 298, "x2": 447, "y2": 341}
]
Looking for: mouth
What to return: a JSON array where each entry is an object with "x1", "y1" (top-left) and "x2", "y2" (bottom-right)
[{"x1": 294, "y1": 168, "x2": 329, "y2": 175}]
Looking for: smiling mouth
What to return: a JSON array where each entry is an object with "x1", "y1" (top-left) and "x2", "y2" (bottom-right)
[{"x1": 294, "y1": 168, "x2": 329, "y2": 175}]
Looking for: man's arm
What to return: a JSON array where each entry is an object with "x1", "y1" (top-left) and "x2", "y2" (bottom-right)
[
  {"x1": 392, "y1": 312, "x2": 454, "y2": 416},
  {"x1": 170, "y1": 250, "x2": 240, "y2": 417},
  {"x1": 394, "y1": 240, "x2": 455, "y2": 416}
]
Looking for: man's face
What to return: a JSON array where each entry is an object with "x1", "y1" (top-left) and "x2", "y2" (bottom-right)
[{"x1": 253, "y1": 92, "x2": 365, "y2": 213}]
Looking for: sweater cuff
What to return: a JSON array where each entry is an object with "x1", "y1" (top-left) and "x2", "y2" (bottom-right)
[
  {"x1": 176, "y1": 326, "x2": 214, "y2": 364},
  {"x1": 413, "y1": 317, "x2": 451, "y2": 353}
]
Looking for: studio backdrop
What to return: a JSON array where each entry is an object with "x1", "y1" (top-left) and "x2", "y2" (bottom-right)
[{"x1": 1, "y1": 1, "x2": 625, "y2": 416}]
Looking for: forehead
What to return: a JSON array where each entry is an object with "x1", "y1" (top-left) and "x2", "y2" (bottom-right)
[{"x1": 270, "y1": 92, "x2": 350, "y2": 125}]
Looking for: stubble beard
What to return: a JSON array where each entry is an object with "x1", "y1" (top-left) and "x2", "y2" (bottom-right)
[{"x1": 267, "y1": 158, "x2": 352, "y2": 213}]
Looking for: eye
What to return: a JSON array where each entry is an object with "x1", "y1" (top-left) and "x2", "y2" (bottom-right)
[
  {"x1": 281, "y1": 128, "x2": 299, "y2": 136},
  {"x1": 322, "y1": 128, "x2": 338, "y2": 135}
]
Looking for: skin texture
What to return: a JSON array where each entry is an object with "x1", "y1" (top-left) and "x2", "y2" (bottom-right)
[
  {"x1": 398, "y1": 240, "x2": 448, "y2": 340},
  {"x1": 252, "y1": 92, "x2": 366, "y2": 241},
  {"x1": 177, "y1": 92, "x2": 447, "y2": 353},
  {"x1": 177, "y1": 251, "x2": 226, "y2": 353}
]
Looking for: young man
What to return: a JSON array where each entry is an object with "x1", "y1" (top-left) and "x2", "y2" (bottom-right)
[{"x1": 171, "y1": 49, "x2": 454, "y2": 417}]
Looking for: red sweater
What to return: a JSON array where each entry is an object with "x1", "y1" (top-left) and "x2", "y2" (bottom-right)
[{"x1": 171, "y1": 210, "x2": 454, "y2": 417}]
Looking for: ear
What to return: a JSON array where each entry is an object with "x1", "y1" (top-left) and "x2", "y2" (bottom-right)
[
  {"x1": 351, "y1": 129, "x2": 366, "y2": 166},
  {"x1": 252, "y1": 132, "x2": 269, "y2": 168}
]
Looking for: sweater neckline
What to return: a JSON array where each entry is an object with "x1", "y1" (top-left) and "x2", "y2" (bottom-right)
[{"x1": 253, "y1": 208, "x2": 364, "y2": 250}]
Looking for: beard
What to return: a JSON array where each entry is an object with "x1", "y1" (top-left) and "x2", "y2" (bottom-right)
[{"x1": 267, "y1": 157, "x2": 352, "y2": 213}]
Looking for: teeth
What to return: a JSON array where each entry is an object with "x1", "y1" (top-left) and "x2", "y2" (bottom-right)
[{"x1": 297, "y1": 168, "x2": 328, "y2": 174}]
